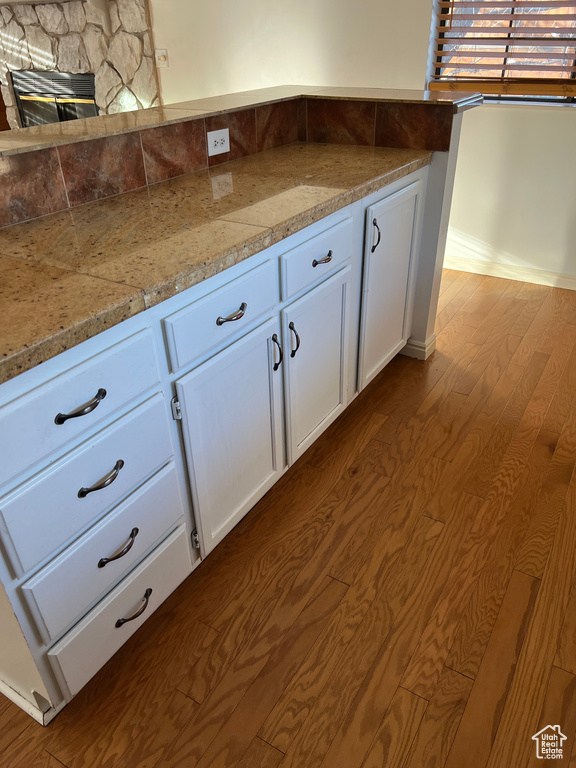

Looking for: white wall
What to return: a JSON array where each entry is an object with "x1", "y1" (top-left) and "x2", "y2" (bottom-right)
[
  {"x1": 447, "y1": 104, "x2": 576, "y2": 288},
  {"x1": 148, "y1": 0, "x2": 576, "y2": 287},
  {"x1": 148, "y1": 0, "x2": 433, "y2": 103}
]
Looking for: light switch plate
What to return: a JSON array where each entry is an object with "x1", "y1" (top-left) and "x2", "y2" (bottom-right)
[
  {"x1": 155, "y1": 49, "x2": 169, "y2": 68},
  {"x1": 207, "y1": 128, "x2": 230, "y2": 157}
]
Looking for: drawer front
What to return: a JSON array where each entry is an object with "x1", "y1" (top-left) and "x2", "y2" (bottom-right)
[
  {"x1": 281, "y1": 217, "x2": 353, "y2": 300},
  {"x1": 163, "y1": 259, "x2": 278, "y2": 371},
  {"x1": 0, "y1": 394, "x2": 173, "y2": 576},
  {"x1": 47, "y1": 525, "x2": 192, "y2": 698},
  {"x1": 0, "y1": 330, "x2": 161, "y2": 489},
  {"x1": 22, "y1": 462, "x2": 186, "y2": 644}
]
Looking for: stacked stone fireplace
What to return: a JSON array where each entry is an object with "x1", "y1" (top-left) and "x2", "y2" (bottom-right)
[{"x1": 0, "y1": 0, "x2": 160, "y2": 129}]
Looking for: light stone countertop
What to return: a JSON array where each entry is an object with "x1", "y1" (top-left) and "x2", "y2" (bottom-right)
[{"x1": 0, "y1": 142, "x2": 432, "y2": 384}]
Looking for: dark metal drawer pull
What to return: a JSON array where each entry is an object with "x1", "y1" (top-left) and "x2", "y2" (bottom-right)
[
  {"x1": 272, "y1": 333, "x2": 283, "y2": 371},
  {"x1": 55, "y1": 388, "x2": 107, "y2": 425},
  {"x1": 216, "y1": 302, "x2": 247, "y2": 326},
  {"x1": 312, "y1": 250, "x2": 333, "y2": 268},
  {"x1": 289, "y1": 322, "x2": 301, "y2": 358},
  {"x1": 115, "y1": 588, "x2": 152, "y2": 628},
  {"x1": 98, "y1": 528, "x2": 139, "y2": 568},
  {"x1": 78, "y1": 459, "x2": 125, "y2": 498},
  {"x1": 371, "y1": 218, "x2": 381, "y2": 253}
]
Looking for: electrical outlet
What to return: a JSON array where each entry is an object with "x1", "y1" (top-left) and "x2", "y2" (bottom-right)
[
  {"x1": 207, "y1": 128, "x2": 230, "y2": 157},
  {"x1": 155, "y1": 49, "x2": 169, "y2": 68}
]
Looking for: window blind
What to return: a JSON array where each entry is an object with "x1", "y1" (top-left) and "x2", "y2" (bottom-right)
[{"x1": 429, "y1": 0, "x2": 576, "y2": 98}]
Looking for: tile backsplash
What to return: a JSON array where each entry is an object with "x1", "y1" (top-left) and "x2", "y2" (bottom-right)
[{"x1": 0, "y1": 96, "x2": 454, "y2": 229}]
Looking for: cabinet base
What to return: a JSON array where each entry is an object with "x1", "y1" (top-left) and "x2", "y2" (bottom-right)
[
  {"x1": 0, "y1": 679, "x2": 63, "y2": 725},
  {"x1": 401, "y1": 335, "x2": 436, "y2": 361}
]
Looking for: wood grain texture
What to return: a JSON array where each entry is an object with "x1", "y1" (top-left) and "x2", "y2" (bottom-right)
[
  {"x1": 259, "y1": 516, "x2": 443, "y2": 753},
  {"x1": 401, "y1": 389, "x2": 546, "y2": 700},
  {"x1": 193, "y1": 577, "x2": 347, "y2": 768},
  {"x1": 556, "y1": 579, "x2": 576, "y2": 677},
  {"x1": 525, "y1": 666, "x2": 576, "y2": 768},
  {"x1": 4, "y1": 271, "x2": 576, "y2": 768},
  {"x1": 446, "y1": 429, "x2": 555, "y2": 678},
  {"x1": 45, "y1": 618, "x2": 218, "y2": 768},
  {"x1": 403, "y1": 668, "x2": 473, "y2": 768},
  {"x1": 444, "y1": 570, "x2": 539, "y2": 768},
  {"x1": 236, "y1": 738, "x2": 284, "y2": 768},
  {"x1": 464, "y1": 350, "x2": 549, "y2": 497},
  {"x1": 0, "y1": 702, "x2": 32, "y2": 754},
  {"x1": 177, "y1": 463, "x2": 390, "y2": 704},
  {"x1": 360, "y1": 687, "x2": 428, "y2": 768},
  {"x1": 485, "y1": 480, "x2": 576, "y2": 767},
  {"x1": 308, "y1": 495, "x2": 480, "y2": 768},
  {"x1": 435, "y1": 272, "x2": 488, "y2": 333}
]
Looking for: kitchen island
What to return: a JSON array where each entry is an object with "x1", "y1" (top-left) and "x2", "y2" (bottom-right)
[{"x1": 0, "y1": 85, "x2": 481, "y2": 723}]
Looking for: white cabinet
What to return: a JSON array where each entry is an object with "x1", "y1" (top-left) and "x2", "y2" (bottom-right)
[
  {"x1": 48, "y1": 526, "x2": 192, "y2": 698},
  {"x1": 0, "y1": 318, "x2": 196, "y2": 724},
  {"x1": 175, "y1": 319, "x2": 284, "y2": 555},
  {"x1": 282, "y1": 268, "x2": 351, "y2": 464},
  {"x1": 0, "y1": 169, "x2": 428, "y2": 724},
  {"x1": 358, "y1": 179, "x2": 425, "y2": 390},
  {"x1": 173, "y1": 211, "x2": 357, "y2": 556}
]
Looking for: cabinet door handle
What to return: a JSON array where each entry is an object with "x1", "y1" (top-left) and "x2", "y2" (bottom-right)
[
  {"x1": 78, "y1": 459, "x2": 125, "y2": 498},
  {"x1": 55, "y1": 388, "x2": 107, "y2": 425},
  {"x1": 115, "y1": 588, "x2": 153, "y2": 628},
  {"x1": 98, "y1": 528, "x2": 139, "y2": 568},
  {"x1": 289, "y1": 322, "x2": 301, "y2": 358},
  {"x1": 216, "y1": 302, "x2": 247, "y2": 326},
  {"x1": 272, "y1": 333, "x2": 283, "y2": 371},
  {"x1": 312, "y1": 250, "x2": 333, "y2": 268},
  {"x1": 371, "y1": 218, "x2": 381, "y2": 253}
]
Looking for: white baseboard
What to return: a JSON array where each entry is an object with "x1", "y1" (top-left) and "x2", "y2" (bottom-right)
[
  {"x1": 402, "y1": 336, "x2": 436, "y2": 360},
  {"x1": 445, "y1": 228, "x2": 576, "y2": 291}
]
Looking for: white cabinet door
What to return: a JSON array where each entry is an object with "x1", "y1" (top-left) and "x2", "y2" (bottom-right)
[
  {"x1": 358, "y1": 180, "x2": 424, "y2": 390},
  {"x1": 176, "y1": 319, "x2": 284, "y2": 555},
  {"x1": 282, "y1": 268, "x2": 350, "y2": 464}
]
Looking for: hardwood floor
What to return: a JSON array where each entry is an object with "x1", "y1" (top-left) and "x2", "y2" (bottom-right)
[{"x1": 3, "y1": 269, "x2": 576, "y2": 768}]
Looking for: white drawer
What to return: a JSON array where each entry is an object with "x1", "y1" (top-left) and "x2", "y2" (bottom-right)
[
  {"x1": 47, "y1": 525, "x2": 192, "y2": 698},
  {"x1": 163, "y1": 259, "x2": 278, "y2": 371},
  {"x1": 0, "y1": 394, "x2": 173, "y2": 576},
  {"x1": 281, "y1": 217, "x2": 353, "y2": 300},
  {"x1": 0, "y1": 330, "x2": 161, "y2": 489},
  {"x1": 21, "y1": 463, "x2": 186, "y2": 644}
]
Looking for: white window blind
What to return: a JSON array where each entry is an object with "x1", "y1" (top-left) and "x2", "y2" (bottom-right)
[{"x1": 429, "y1": 0, "x2": 576, "y2": 98}]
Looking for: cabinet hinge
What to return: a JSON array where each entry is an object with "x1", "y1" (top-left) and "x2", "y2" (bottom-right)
[
  {"x1": 192, "y1": 529, "x2": 201, "y2": 550},
  {"x1": 171, "y1": 396, "x2": 182, "y2": 420}
]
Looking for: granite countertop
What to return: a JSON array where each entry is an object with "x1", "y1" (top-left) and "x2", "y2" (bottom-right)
[
  {"x1": 0, "y1": 85, "x2": 482, "y2": 158},
  {"x1": 0, "y1": 142, "x2": 432, "y2": 384}
]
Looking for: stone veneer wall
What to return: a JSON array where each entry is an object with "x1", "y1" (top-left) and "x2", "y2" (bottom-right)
[{"x1": 0, "y1": 0, "x2": 159, "y2": 129}]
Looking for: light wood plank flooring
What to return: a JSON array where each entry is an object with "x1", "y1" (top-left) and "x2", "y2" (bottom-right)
[{"x1": 3, "y1": 269, "x2": 576, "y2": 768}]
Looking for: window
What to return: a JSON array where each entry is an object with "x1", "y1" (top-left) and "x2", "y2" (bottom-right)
[{"x1": 429, "y1": 0, "x2": 576, "y2": 101}]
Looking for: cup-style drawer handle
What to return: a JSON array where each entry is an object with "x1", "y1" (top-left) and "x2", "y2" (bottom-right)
[
  {"x1": 216, "y1": 302, "x2": 247, "y2": 326},
  {"x1": 55, "y1": 388, "x2": 107, "y2": 425},
  {"x1": 312, "y1": 250, "x2": 333, "y2": 268},
  {"x1": 289, "y1": 322, "x2": 301, "y2": 358},
  {"x1": 272, "y1": 333, "x2": 283, "y2": 371},
  {"x1": 98, "y1": 528, "x2": 139, "y2": 568},
  {"x1": 371, "y1": 218, "x2": 381, "y2": 253},
  {"x1": 78, "y1": 459, "x2": 125, "y2": 498},
  {"x1": 115, "y1": 588, "x2": 153, "y2": 628}
]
